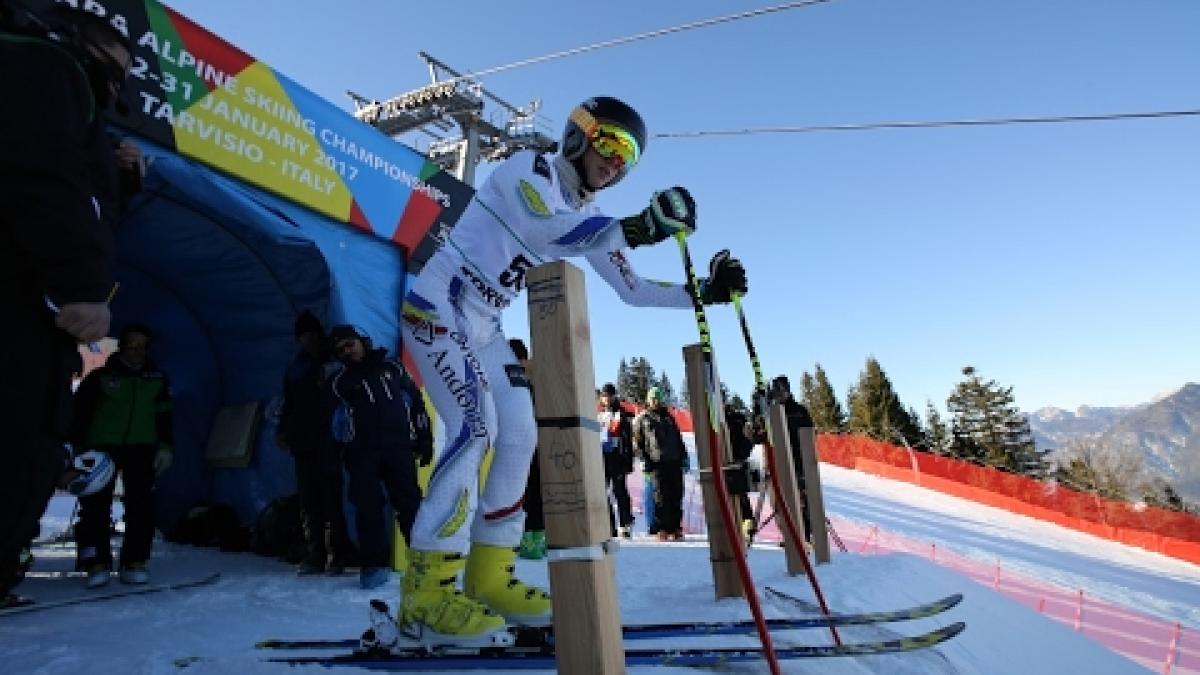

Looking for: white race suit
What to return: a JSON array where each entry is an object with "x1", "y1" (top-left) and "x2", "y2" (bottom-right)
[{"x1": 402, "y1": 151, "x2": 692, "y2": 553}]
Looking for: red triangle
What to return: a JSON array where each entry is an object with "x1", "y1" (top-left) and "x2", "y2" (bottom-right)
[
  {"x1": 165, "y1": 7, "x2": 256, "y2": 91},
  {"x1": 347, "y1": 199, "x2": 374, "y2": 234},
  {"x1": 391, "y1": 192, "x2": 440, "y2": 256}
]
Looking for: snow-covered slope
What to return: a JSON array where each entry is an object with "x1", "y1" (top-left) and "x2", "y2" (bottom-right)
[{"x1": 6, "y1": 458, "x2": 1191, "y2": 674}]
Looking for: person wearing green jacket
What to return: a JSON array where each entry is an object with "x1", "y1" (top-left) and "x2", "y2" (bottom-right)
[{"x1": 71, "y1": 324, "x2": 173, "y2": 588}]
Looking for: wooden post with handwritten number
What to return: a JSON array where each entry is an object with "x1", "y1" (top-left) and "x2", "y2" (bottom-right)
[{"x1": 526, "y1": 261, "x2": 624, "y2": 674}]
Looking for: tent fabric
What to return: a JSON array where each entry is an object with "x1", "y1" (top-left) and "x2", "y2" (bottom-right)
[{"x1": 113, "y1": 142, "x2": 408, "y2": 528}]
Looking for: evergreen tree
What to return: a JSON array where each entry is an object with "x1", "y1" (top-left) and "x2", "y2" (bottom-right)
[
  {"x1": 728, "y1": 390, "x2": 749, "y2": 414},
  {"x1": 1051, "y1": 437, "x2": 1143, "y2": 500},
  {"x1": 622, "y1": 357, "x2": 656, "y2": 404},
  {"x1": 657, "y1": 372, "x2": 678, "y2": 407},
  {"x1": 845, "y1": 357, "x2": 921, "y2": 445},
  {"x1": 924, "y1": 401, "x2": 951, "y2": 455},
  {"x1": 801, "y1": 364, "x2": 845, "y2": 433},
  {"x1": 908, "y1": 405, "x2": 928, "y2": 450},
  {"x1": 615, "y1": 358, "x2": 633, "y2": 400},
  {"x1": 946, "y1": 365, "x2": 1046, "y2": 474}
]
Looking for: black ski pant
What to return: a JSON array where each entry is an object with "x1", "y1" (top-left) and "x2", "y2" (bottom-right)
[
  {"x1": 606, "y1": 473, "x2": 633, "y2": 536},
  {"x1": 294, "y1": 445, "x2": 353, "y2": 565},
  {"x1": 77, "y1": 445, "x2": 156, "y2": 569},
  {"x1": 653, "y1": 461, "x2": 685, "y2": 535},
  {"x1": 344, "y1": 441, "x2": 421, "y2": 570},
  {"x1": 523, "y1": 449, "x2": 544, "y2": 532},
  {"x1": 0, "y1": 307, "x2": 75, "y2": 593}
]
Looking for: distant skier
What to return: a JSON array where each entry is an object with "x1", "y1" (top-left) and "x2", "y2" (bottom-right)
[{"x1": 393, "y1": 96, "x2": 748, "y2": 642}]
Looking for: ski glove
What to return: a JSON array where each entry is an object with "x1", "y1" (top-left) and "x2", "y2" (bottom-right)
[
  {"x1": 699, "y1": 249, "x2": 748, "y2": 305},
  {"x1": 619, "y1": 187, "x2": 697, "y2": 248}
]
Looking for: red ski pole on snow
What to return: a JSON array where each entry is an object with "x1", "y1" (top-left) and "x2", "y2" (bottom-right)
[
  {"x1": 674, "y1": 233, "x2": 781, "y2": 675},
  {"x1": 731, "y1": 290, "x2": 842, "y2": 646}
]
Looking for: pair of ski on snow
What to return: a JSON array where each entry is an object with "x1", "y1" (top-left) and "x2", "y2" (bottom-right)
[{"x1": 248, "y1": 588, "x2": 965, "y2": 669}]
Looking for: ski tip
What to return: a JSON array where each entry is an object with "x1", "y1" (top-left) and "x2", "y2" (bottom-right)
[{"x1": 938, "y1": 621, "x2": 967, "y2": 640}]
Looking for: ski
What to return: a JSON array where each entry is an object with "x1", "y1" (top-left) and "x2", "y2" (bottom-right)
[
  {"x1": 0, "y1": 572, "x2": 221, "y2": 617},
  {"x1": 262, "y1": 622, "x2": 965, "y2": 669},
  {"x1": 255, "y1": 592, "x2": 963, "y2": 650}
]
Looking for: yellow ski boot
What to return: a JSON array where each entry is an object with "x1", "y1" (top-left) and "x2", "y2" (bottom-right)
[
  {"x1": 464, "y1": 543, "x2": 552, "y2": 624},
  {"x1": 399, "y1": 550, "x2": 508, "y2": 646}
]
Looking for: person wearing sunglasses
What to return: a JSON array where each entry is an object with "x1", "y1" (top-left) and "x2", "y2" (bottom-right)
[{"x1": 378, "y1": 96, "x2": 750, "y2": 647}]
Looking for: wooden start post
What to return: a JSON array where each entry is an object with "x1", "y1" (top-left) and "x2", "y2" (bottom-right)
[
  {"x1": 526, "y1": 261, "x2": 625, "y2": 674},
  {"x1": 682, "y1": 343, "x2": 744, "y2": 599},
  {"x1": 764, "y1": 405, "x2": 831, "y2": 566},
  {"x1": 793, "y1": 420, "x2": 831, "y2": 564},
  {"x1": 763, "y1": 403, "x2": 809, "y2": 574}
]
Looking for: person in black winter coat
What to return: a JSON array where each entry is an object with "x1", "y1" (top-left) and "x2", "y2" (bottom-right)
[
  {"x1": 771, "y1": 375, "x2": 815, "y2": 541},
  {"x1": 278, "y1": 311, "x2": 354, "y2": 575},
  {"x1": 328, "y1": 325, "x2": 432, "y2": 589},
  {"x1": 724, "y1": 403, "x2": 758, "y2": 535},
  {"x1": 0, "y1": 6, "x2": 133, "y2": 600},
  {"x1": 599, "y1": 383, "x2": 635, "y2": 538}
]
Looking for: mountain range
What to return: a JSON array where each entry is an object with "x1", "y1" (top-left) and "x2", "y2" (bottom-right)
[{"x1": 1025, "y1": 383, "x2": 1200, "y2": 503}]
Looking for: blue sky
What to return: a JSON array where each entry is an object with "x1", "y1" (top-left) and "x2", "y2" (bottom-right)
[{"x1": 167, "y1": 0, "x2": 1199, "y2": 413}]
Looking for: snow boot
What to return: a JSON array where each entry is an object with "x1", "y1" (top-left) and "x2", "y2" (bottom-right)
[
  {"x1": 85, "y1": 563, "x2": 111, "y2": 589},
  {"x1": 119, "y1": 562, "x2": 149, "y2": 585},
  {"x1": 464, "y1": 543, "x2": 551, "y2": 624},
  {"x1": 399, "y1": 550, "x2": 507, "y2": 641},
  {"x1": 517, "y1": 530, "x2": 546, "y2": 560}
]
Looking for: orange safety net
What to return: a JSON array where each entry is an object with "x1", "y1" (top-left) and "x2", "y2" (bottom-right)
[{"x1": 817, "y1": 434, "x2": 1200, "y2": 565}]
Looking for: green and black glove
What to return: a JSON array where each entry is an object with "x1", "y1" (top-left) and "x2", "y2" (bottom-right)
[{"x1": 620, "y1": 187, "x2": 697, "y2": 248}]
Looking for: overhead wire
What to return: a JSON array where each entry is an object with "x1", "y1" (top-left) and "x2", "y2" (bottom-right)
[
  {"x1": 457, "y1": 0, "x2": 833, "y2": 80},
  {"x1": 654, "y1": 109, "x2": 1200, "y2": 138}
]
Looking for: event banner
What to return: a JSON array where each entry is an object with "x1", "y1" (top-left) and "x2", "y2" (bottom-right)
[{"x1": 28, "y1": 0, "x2": 471, "y2": 271}]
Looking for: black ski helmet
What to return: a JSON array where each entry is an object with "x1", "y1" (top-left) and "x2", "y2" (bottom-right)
[{"x1": 561, "y1": 96, "x2": 647, "y2": 187}]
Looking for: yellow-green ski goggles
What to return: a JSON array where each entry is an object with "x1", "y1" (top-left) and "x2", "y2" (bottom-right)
[{"x1": 590, "y1": 124, "x2": 641, "y2": 170}]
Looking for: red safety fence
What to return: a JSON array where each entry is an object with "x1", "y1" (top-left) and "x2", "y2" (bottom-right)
[
  {"x1": 827, "y1": 518, "x2": 1200, "y2": 675},
  {"x1": 628, "y1": 470, "x2": 1198, "y2": 674},
  {"x1": 817, "y1": 434, "x2": 1200, "y2": 565}
]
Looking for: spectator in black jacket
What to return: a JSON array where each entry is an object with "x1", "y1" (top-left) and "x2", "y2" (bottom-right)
[
  {"x1": 599, "y1": 383, "x2": 635, "y2": 538},
  {"x1": 510, "y1": 339, "x2": 546, "y2": 560},
  {"x1": 0, "y1": 6, "x2": 132, "y2": 601},
  {"x1": 724, "y1": 403, "x2": 758, "y2": 538},
  {"x1": 772, "y1": 375, "x2": 815, "y2": 541},
  {"x1": 278, "y1": 310, "x2": 354, "y2": 575},
  {"x1": 328, "y1": 325, "x2": 432, "y2": 589}
]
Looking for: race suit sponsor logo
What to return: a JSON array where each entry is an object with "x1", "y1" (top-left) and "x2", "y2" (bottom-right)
[
  {"x1": 607, "y1": 250, "x2": 637, "y2": 290},
  {"x1": 518, "y1": 179, "x2": 553, "y2": 217},
  {"x1": 428, "y1": 344, "x2": 488, "y2": 439},
  {"x1": 459, "y1": 266, "x2": 510, "y2": 309},
  {"x1": 436, "y1": 488, "x2": 471, "y2": 539}
]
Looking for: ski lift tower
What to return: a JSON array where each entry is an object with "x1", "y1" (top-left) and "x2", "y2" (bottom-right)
[{"x1": 349, "y1": 52, "x2": 557, "y2": 186}]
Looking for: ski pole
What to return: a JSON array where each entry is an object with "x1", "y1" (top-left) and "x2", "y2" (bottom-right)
[
  {"x1": 826, "y1": 517, "x2": 849, "y2": 553},
  {"x1": 730, "y1": 291, "x2": 841, "y2": 645},
  {"x1": 673, "y1": 232, "x2": 781, "y2": 675}
]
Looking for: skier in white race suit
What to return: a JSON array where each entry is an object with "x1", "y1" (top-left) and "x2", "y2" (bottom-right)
[{"x1": 395, "y1": 96, "x2": 749, "y2": 641}]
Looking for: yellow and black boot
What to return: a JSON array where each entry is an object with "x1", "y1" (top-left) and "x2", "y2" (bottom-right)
[
  {"x1": 399, "y1": 550, "x2": 507, "y2": 642},
  {"x1": 464, "y1": 543, "x2": 552, "y2": 624}
]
